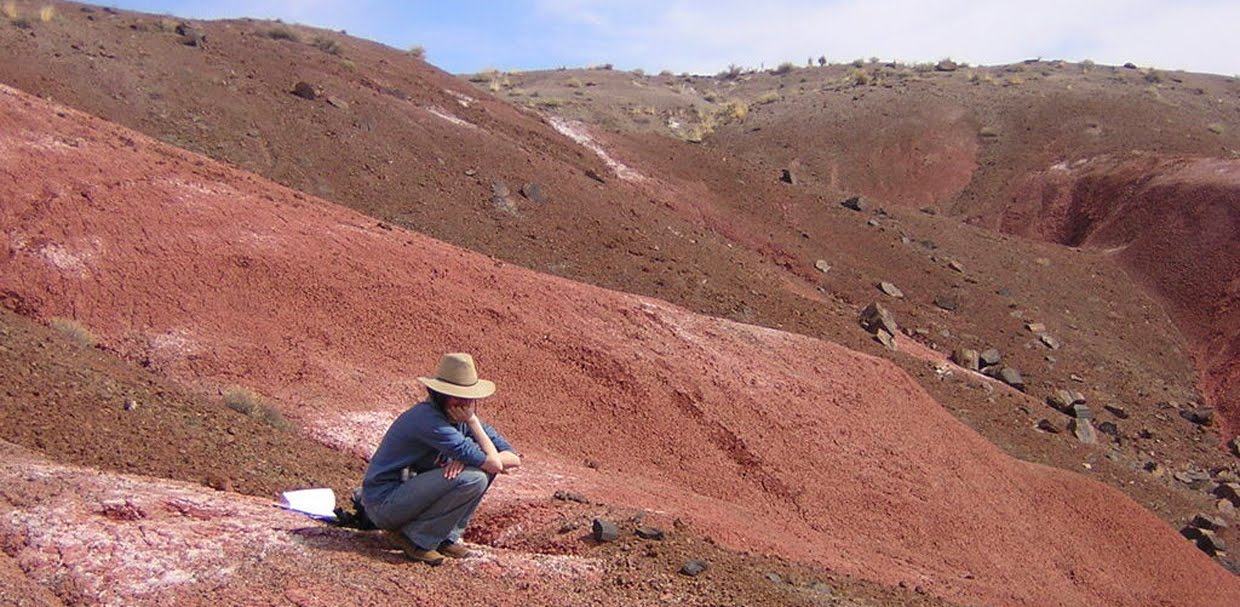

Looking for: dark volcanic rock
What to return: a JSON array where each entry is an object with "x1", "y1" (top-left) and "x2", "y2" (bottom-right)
[
  {"x1": 933, "y1": 295, "x2": 959, "y2": 311},
  {"x1": 292, "y1": 81, "x2": 319, "y2": 100},
  {"x1": 592, "y1": 518, "x2": 619, "y2": 542},
  {"x1": 680, "y1": 560, "x2": 708, "y2": 576},
  {"x1": 840, "y1": 196, "x2": 866, "y2": 212},
  {"x1": 780, "y1": 168, "x2": 797, "y2": 185}
]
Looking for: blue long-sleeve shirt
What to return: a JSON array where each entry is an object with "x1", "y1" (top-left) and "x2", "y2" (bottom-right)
[{"x1": 361, "y1": 401, "x2": 514, "y2": 504}]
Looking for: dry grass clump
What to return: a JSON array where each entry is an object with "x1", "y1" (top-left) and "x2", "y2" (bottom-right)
[
  {"x1": 722, "y1": 100, "x2": 748, "y2": 120},
  {"x1": 565, "y1": 77, "x2": 583, "y2": 88},
  {"x1": 0, "y1": 3, "x2": 16, "y2": 19},
  {"x1": 38, "y1": 5, "x2": 54, "y2": 22},
  {"x1": 311, "y1": 36, "x2": 342, "y2": 55},
  {"x1": 224, "y1": 387, "x2": 292, "y2": 430},
  {"x1": 753, "y1": 90, "x2": 781, "y2": 105},
  {"x1": 409, "y1": 45, "x2": 425, "y2": 59},
  {"x1": 49, "y1": 318, "x2": 96, "y2": 348},
  {"x1": 265, "y1": 27, "x2": 299, "y2": 42}
]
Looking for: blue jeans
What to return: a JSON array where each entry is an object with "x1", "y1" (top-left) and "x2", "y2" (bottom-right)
[{"x1": 364, "y1": 467, "x2": 492, "y2": 550}]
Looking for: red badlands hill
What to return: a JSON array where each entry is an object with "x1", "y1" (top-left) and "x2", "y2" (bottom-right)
[{"x1": 1, "y1": 84, "x2": 1237, "y2": 606}]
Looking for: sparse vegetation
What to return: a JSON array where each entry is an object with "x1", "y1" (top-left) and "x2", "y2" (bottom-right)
[
  {"x1": 49, "y1": 318, "x2": 96, "y2": 348},
  {"x1": 409, "y1": 45, "x2": 426, "y2": 60},
  {"x1": 753, "y1": 90, "x2": 782, "y2": 105},
  {"x1": 1143, "y1": 69, "x2": 1163, "y2": 83},
  {"x1": 565, "y1": 77, "x2": 583, "y2": 88},
  {"x1": 722, "y1": 100, "x2": 749, "y2": 121},
  {"x1": 224, "y1": 387, "x2": 293, "y2": 430},
  {"x1": 719, "y1": 64, "x2": 743, "y2": 80},
  {"x1": 0, "y1": 2, "x2": 16, "y2": 19},
  {"x1": 38, "y1": 4, "x2": 53, "y2": 21},
  {"x1": 772, "y1": 61, "x2": 796, "y2": 75},
  {"x1": 848, "y1": 68, "x2": 871, "y2": 86},
  {"x1": 851, "y1": 58, "x2": 865, "y2": 68},
  {"x1": 311, "y1": 36, "x2": 342, "y2": 56},
  {"x1": 265, "y1": 27, "x2": 299, "y2": 42},
  {"x1": 533, "y1": 97, "x2": 565, "y2": 108}
]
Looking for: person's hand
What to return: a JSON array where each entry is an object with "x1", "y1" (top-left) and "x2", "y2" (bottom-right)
[
  {"x1": 480, "y1": 454, "x2": 504, "y2": 475},
  {"x1": 441, "y1": 458, "x2": 465, "y2": 480}
]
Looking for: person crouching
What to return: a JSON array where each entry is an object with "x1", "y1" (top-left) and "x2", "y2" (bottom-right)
[{"x1": 360, "y1": 353, "x2": 520, "y2": 565}]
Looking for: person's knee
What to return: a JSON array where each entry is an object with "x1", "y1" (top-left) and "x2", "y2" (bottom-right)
[{"x1": 455, "y1": 468, "x2": 490, "y2": 494}]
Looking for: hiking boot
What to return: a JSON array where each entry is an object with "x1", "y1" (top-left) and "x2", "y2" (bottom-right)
[
  {"x1": 384, "y1": 530, "x2": 445, "y2": 566},
  {"x1": 437, "y1": 541, "x2": 475, "y2": 559}
]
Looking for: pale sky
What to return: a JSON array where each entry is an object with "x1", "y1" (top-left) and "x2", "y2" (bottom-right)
[{"x1": 102, "y1": 1, "x2": 1240, "y2": 77}]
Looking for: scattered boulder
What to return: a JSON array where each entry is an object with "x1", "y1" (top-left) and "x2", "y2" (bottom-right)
[
  {"x1": 1036, "y1": 419, "x2": 1060, "y2": 434},
  {"x1": 1047, "y1": 389, "x2": 1079, "y2": 411},
  {"x1": 840, "y1": 196, "x2": 866, "y2": 212},
  {"x1": 997, "y1": 367, "x2": 1025, "y2": 391},
  {"x1": 176, "y1": 23, "x2": 205, "y2": 47},
  {"x1": 878, "y1": 281, "x2": 904, "y2": 298},
  {"x1": 979, "y1": 349, "x2": 1002, "y2": 367},
  {"x1": 1097, "y1": 421, "x2": 1119, "y2": 437},
  {"x1": 814, "y1": 259, "x2": 831, "y2": 273},
  {"x1": 951, "y1": 348, "x2": 979, "y2": 371},
  {"x1": 680, "y1": 560, "x2": 709, "y2": 577},
  {"x1": 1026, "y1": 322, "x2": 1046, "y2": 333},
  {"x1": 635, "y1": 526, "x2": 666, "y2": 540},
  {"x1": 859, "y1": 302, "x2": 898, "y2": 336},
  {"x1": 874, "y1": 329, "x2": 898, "y2": 351},
  {"x1": 1123, "y1": 62, "x2": 1138, "y2": 69},
  {"x1": 1179, "y1": 407, "x2": 1215, "y2": 426},
  {"x1": 592, "y1": 518, "x2": 619, "y2": 542},
  {"x1": 1070, "y1": 404, "x2": 1093, "y2": 420},
  {"x1": 1183, "y1": 527, "x2": 1227, "y2": 557},
  {"x1": 552, "y1": 490, "x2": 590, "y2": 504},
  {"x1": 780, "y1": 168, "x2": 797, "y2": 185},
  {"x1": 1104, "y1": 404, "x2": 1130, "y2": 419},
  {"x1": 933, "y1": 295, "x2": 959, "y2": 311},
  {"x1": 490, "y1": 180, "x2": 518, "y2": 215},
  {"x1": 291, "y1": 81, "x2": 319, "y2": 100},
  {"x1": 1069, "y1": 418, "x2": 1097, "y2": 444},
  {"x1": 1038, "y1": 334, "x2": 1061, "y2": 350},
  {"x1": 1192, "y1": 514, "x2": 1229, "y2": 531},
  {"x1": 1217, "y1": 483, "x2": 1240, "y2": 507},
  {"x1": 935, "y1": 59, "x2": 959, "y2": 72},
  {"x1": 520, "y1": 182, "x2": 546, "y2": 203}
]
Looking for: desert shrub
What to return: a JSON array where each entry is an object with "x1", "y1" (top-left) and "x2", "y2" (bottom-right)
[
  {"x1": 723, "y1": 99, "x2": 749, "y2": 120},
  {"x1": 848, "y1": 68, "x2": 870, "y2": 86},
  {"x1": 1005, "y1": 76, "x2": 1026, "y2": 86},
  {"x1": 702, "y1": 91, "x2": 721, "y2": 102},
  {"x1": 632, "y1": 68, "x2": 645, "y2": 77},
  {"x1": 38, "y1": 5, "x2": 53, "y2": 21},
  {"x1": 773, "y1": 61, "x2": 796, "y2": 75},
  {"x1": 913, "y1": 62, "x2": 935, "y2": 73},
  {"x1": 658, "y1": 69, "x2": 673, "y2": 77},
  {"x1": 565, "y1": 77, "x2": 583, "y2": 88},
  {"x1": 719, "y1": 64, "x2": 743, "y2": 80},
  {"x1": 534, "y1": 97, "x2": 565, "y2": 108},
  {"x1": 851, "y1": 58, "x2": 865, "y2": 68},
  {"x1": 1143, "y1": 69, "x2": 1163, "y2": 83},
  {"x1": 467, "y1": 70, "x2": 494, "y2": 83},
  {"x1": 753, "y1": 90, "x2": 782, "y2": 105},
  {"x1": 1081, "y1": 59, "x2": 1095, "y2": 71},
  {"x1": 340, "y1": 58, "x2": 356, "y2": 71},
  {"x1": 224, "y1": 387, "x2": 292, "y2": 430},
  {"x1": 591, "y1": 63, "x2": 613, "y2": 70},
  {"x1": 265, "y1": 27, "x2": 298, "y2": 42},
  {"x1": 311, "y1": 36, "x2": 342, "y2": 55},
  {"x1": 48, "y1": 318, "x2": 96, "y2": 348},
  {"x1": 409, "y1": 45, "x2": 425, "y2": 59},
  {"x1": 817, "y1": 56, "x2": 827, "y2": 66}
]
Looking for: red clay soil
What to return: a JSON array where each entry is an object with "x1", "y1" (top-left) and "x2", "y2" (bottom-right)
[
  {"x1": 2, "y1": 85, "x2": 1237, "y2": 606},
  {"x1": 999, "y1": 153, "x2": 1240, "y2": 436}
]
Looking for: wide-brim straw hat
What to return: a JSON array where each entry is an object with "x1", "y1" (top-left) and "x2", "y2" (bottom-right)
[{"x1": 418, "y1": 353, "x2": 496, "y2": 399}]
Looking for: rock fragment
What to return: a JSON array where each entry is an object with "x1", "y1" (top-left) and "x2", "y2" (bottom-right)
[
  {"x1": 933, "y1": 295, "x2": 959, "y2": 311},
  {"x1": 874, "y1": 329, "x2": 897, "y2": 351},
  {"x1": 979, "y1": 349, "x2": 1002, "y2": 367},
  {"x1": 553, "y1": 490, "x2": 590, "y2": 504},
  {"x1": 680, "y1": 560, "x2": 708, "y2": 576},
  {"x1": 1069, "y1": 404, "x2": 1093, "y2": 420},
  {"x1": 814, "y1": 259, "x2": 831, "y2": 273},
  {"x1": 1069, "y1": 418, "x2": 1097, "y2": 444},
  {"x1": 1026, "y1": 322, "x2": 1046, "y2": 333},
  {"x1": 635, "y1": 526, "x2": 665, "y2": 540},
  {"x1": 840, "y1": 196, "x2": 866, "y2": 212},
  {"x1": 1104, "y1": 404, "x2": 1130, "y2": 419},
  {"x1": 1217, "y1": 483, "x2": 1240, "y2": 507},
  {"x1": 1179, "y1": 407, "x2": 1214, "y2": 426},
  {"x1": 878, "y1": 281, "x2": 904, "y2": 298},
  {"x1": 592, "y1": 518, "x2": 619, "y2": 542},
  {"x1": 997, "y1": 367, "x2": 1025, "y2": 391},
  {"x1": 520, "y1": 182, "x2": 546, "y2": 203},
  {"x1": 1035, "y1": 419, "x2": 1060, "y2": 433},
  {"x1": 291, "y1": 81, "x2": 318, "y2": 100},
  {"x1": 859, "y1": 302, "x2": 898, "y2": 336},
  {"x1": 1192, "y1": 514, "x2": 1229, "y2": 531},
  {"x1": 1039, "y1": 334, "x2": 1061, "y2": 350},
  {"x1": 780, "y1": 168, "x2": 797, "y2": 185}
]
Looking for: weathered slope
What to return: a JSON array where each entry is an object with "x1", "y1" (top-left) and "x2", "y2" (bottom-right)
[
  {"x1": 1, "y1": 85, "x2": 1236, "y2": 606},
  {"x1": 1001, "y1": 153, "x2": 1240, "y2": 437}
]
